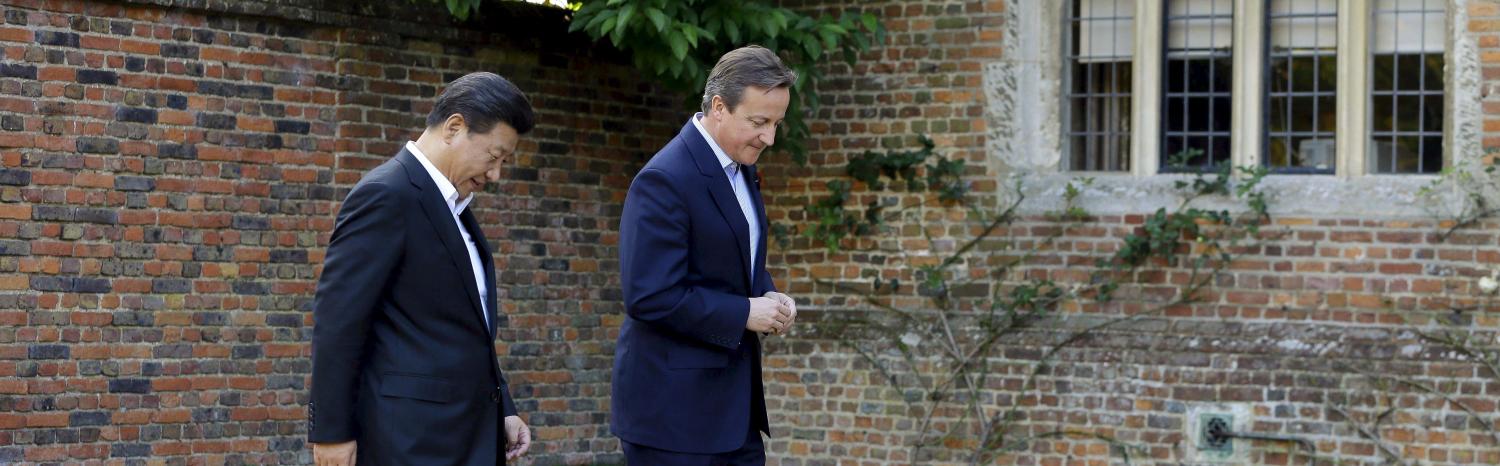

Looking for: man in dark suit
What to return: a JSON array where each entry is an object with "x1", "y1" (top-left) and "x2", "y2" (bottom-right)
[
  {"x1": 308, "y1": 72, "x2": 534, "y2": 466},
  {"x1": 613, "y1": 45, "x2": 801, "y2": 465}
]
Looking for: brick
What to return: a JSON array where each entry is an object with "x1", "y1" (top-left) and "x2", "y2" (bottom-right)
[
  {"x1": 0, "y1": 169, "x2": 29, "y2": 186},
  {"x1": 114, "y1": 176, "x2": 155, "y2": 191},
  {"x1": 158, "y1": 43, "x2": 198, "y2": 59},
  {"x1": 196, "y1": 113, "x2": 236, "y2": 129},
  {"x1": 28, "y1": 345, "x2": 68, "y2": 359},
  {"x1": 157, "y1": 142, "x2": 197, "y2": 159},
  {"x1": 76, "y1": 137, "x2": 119, "y2": 154},
  {"x1": 0, "y1": 63, "x2": 37, "y2": 79},
  {"x1": 115, "y1": 107, "x2": 157, "y2": 124},
  {"x1": 107, "y1": 379, "x2": 150, "y2": 394},
  {"x1": 35, "y1": 31, "x2": 80, "y2": 47},
  {"x1": 274, "y1": 119, "x2": 311, "y2": 134},
  {"x1": 75, "y1": 69, "x2": 118, "y2": 85}
]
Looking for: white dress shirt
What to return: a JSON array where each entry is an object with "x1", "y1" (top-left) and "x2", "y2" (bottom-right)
[
  {"x1": 407, "y1": 141, "x2": 489, "y2": 329},
  {"x1": 692, "y1": 113, "x2": 760, "y2": 280}
]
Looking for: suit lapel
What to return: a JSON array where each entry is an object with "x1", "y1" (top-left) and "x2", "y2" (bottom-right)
[
  {"x1": 746, "y1": 163, "x2": 769, "y2": 290},
  {"x1": 397, "y1": 150, "x2": 489, "y2": 334},
  {"x1": 680, "y1": 122, "x2": 753, "y2": 292},
  {"x1": 460, "y1": 208, "x2": 498, "y2": 338}
]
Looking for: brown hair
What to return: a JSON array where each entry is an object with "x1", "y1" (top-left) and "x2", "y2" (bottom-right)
[{"x1": 700, "y1": 45, "x2": 797, "y2": 114}]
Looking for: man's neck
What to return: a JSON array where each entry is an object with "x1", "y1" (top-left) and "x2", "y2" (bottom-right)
[{"x1": 413, "y1": 131, "x2": 455, "y2": 181}]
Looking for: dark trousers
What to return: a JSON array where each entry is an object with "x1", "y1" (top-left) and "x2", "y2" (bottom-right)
[{"x1": 621, "y1": 427, "x2": 765, "y2": 466}]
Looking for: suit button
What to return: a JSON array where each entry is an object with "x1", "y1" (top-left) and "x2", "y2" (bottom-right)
[{"x1": 490, "y1": 388, "x2": 501, "y2": 403}]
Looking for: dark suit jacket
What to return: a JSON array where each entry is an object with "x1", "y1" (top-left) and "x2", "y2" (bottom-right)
[
  {"x1": 612, "y1": 120, "x2": 776, "y2": 454},
  {"x1": 308, "y1": 148, "x2": 517, "y2": 465}
]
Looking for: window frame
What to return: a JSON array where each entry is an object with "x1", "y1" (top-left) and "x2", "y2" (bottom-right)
[{"x1": 1075, "y1": 0, "x2": 1449, "y2": 178}]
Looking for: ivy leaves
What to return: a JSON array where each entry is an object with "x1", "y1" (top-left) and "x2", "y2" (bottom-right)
[{"x1": 799, "y1": 135, "x2": 969, "y2": 253}]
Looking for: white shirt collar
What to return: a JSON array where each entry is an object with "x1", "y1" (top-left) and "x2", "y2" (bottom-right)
[
  {"x1": 407, "y1": 141, "x2": 473, "y2": 215},
  {"x1": 692, "y1": 113, "x2": 739, "y2": 172}
]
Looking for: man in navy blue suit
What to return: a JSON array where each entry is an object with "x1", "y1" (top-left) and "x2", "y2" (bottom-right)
[
  {"x1": 614, "y1": 45, "x2": 801, "y2": 465},
  {"x1": 309, "y1": 72, "x2": 533, "y2": 465}
]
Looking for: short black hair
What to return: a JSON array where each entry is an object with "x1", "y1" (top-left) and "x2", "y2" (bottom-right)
[
  {"x1": 700, "y1": 45, "x2": 797, "y2": 114},
  {"x1": 426, "y1": 72, "x2": 535, "y2": 135}
]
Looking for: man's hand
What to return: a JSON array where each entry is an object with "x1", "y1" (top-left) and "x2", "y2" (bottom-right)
[
  {"x1": 746, "y1": 296, "x2": 791, "y2": 335},
  {"x1": 763, "y1": 291, "x2": 797, "y2": 335},
  {"x1": 505, "y1": 415, "x2": 531, "y2": 460},
  {"x1": 313, "y1": 440, "x2": 356, "y2": 466}
]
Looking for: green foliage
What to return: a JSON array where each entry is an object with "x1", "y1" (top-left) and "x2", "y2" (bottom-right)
[
  {"x1": 1418, "y1": 146, "x2": 1500, "y2": 240},
  {"x1": 1050, "y1": 177, "x2": 1093, "y2": 221},
  {"x1": 801, "y1": 179, "x2": 868, "y2": 253},
  {"x1": 417, "y1": 0, "x2": 883, "y2": 164},
  {"x1": 1102, "y1": 151, "x2": 1271, "y2": 287},
  {"x1": 797, "y1": 135, "x2": 967, "y2": 253},
  {"x1": 569, "y1": 0, "x2": 885, "y2": 165}
]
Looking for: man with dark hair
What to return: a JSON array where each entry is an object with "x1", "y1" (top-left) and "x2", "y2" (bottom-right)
[
  {"x1": 309, "y1": 71, "x2": 534, "y2": 466},
  {"x1": 613, "y1": 45, "x2": 801, "y2": 465}
]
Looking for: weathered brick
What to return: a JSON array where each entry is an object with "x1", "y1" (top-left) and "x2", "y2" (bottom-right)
[
  {"x1": 28, "y1": 345, "x2": 68, "y2": 359},
  {"x1": 232, "y1": 281, "x2": 270, "y2": 295},
  {"x1": 109, "y1": 443, "x2": 151, "y2": 457},
  {"x1": 0, "y1": 115, "x2": 21, "y2": 131},
  {"x1": 151, "y1": 279, "x2": 191, "y2": 294},
  {"x1": 0, "y1": 240, "x2": 30, "y2": 256},
  {"x1": 159, "y1": 43, "x2": 198, "y2": 59},
  {"x1": 0, "y1": 63, "x2": 36, "y2": 79},
  {"x1": 75, "y1": 69, "x2": 117, "y2": 85},
  {"x1": 35, "y1": 30, "x2": 80, "y2": 47},
  {"x1": 196, "y1": 113, "x2": 236, "y2": 129},
  {"x1": 157, "y1": 142, "x2": 196, "y2": 159},
  {"x1": 77, "y1": 137, "x2": 119, "y2": 154},
  {"x1": 232, "y1": 215, "x2": 269, "y2": 230},
  {"x1": 69, "y1": 411, "x2": 110, "y2": 427},
  {"x1": 0, "y1": 169, "x2": 29, "y2": 186},
  {"x1": 115, "y1": 107, "x2": 157, "y2": 124},
  {"x1": 268, "y1": 249, "x2": 307, "y2": 263},
  {"x1": 273, "y1": 119, "x2": 311, "y2": 134},
  {"x1": 114, "y1": 176, "x2": 155, "y2": 191}
]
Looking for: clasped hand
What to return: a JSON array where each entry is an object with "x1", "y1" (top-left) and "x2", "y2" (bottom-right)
[{"x1": 747, "y1": 292, "x2": 797, "y2": 336}]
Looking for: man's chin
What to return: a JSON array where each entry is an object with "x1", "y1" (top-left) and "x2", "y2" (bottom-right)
[{"x1": 740, "y1": 151, "x2": 763, "y2": 166}]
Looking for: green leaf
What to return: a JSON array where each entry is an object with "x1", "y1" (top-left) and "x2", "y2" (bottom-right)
[
  {"x1": 766, "y1": 14, "x2": 782, "y2": 38},
  {"x1": 645, "y1": 7, "x2": 668, "y2": 31},
  {"x1": 669, "y1": 32, "x2": 688, "y2": 60},
  {"x1": 616, "y1": 4, "x2": 636, "y2": 32},
  {"x1": 581, "y1": 8, "x2": 611, "y2": 34},
  {"x1": 804, "y1": 37, "x2": 821, "y2": 60},
  {"x1": 862, "y1": 13, "x2": 878, "y2": 33},
  {"x1": 600, "y1": 16, "x2": 618, "y2": 37},
  {"x1": 820, "y1": 30, "x2": 839, "y2": 49},
  {"x1": 569, "y1": 10, "x2": 593, "y2": 32},
  {"x1": 681, "y1": 23, "x2": 698, "y2": 48},
  {"x1": 724, "y1": 18, "x2": 742, "y2": 44}
]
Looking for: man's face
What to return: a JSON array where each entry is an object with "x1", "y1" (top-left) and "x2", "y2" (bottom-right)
[
  {"x1": 448, "y1": 122, "x2": 519, "y2": 198},
  {"x1": 707, "y1": 85, "x2": 790, "y2": 166}
]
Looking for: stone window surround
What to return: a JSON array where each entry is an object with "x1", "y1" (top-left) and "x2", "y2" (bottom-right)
[{"x1": 990, "y1": 0, "x2": 1483, "y2": 218}]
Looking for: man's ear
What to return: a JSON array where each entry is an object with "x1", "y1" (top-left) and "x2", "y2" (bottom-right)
[
  {"x1": 442, "y1": 114, "x2": 467, "y2": 143},
  {"x1": 710, "y1": 95, "x2": 727, "y2": 120}
]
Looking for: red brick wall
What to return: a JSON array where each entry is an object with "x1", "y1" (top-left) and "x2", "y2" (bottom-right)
[
  {"x1": 757, "y1": 0, "x2": 1500, "y2": 464},
  {"x1": 9, "y1": 0, "x2": 1500, "y2": 464},
  {"x1": 0, "y1": 0, "x2": 675, "y2": 463}
]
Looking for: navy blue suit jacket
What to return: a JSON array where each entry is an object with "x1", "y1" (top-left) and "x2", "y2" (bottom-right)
[
  {"x1": 613, "y1": 120, "x2": 776, "y2": 454},
  {"x1": 308, "y1": 148, "x2": 517, "y2": 465}
]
